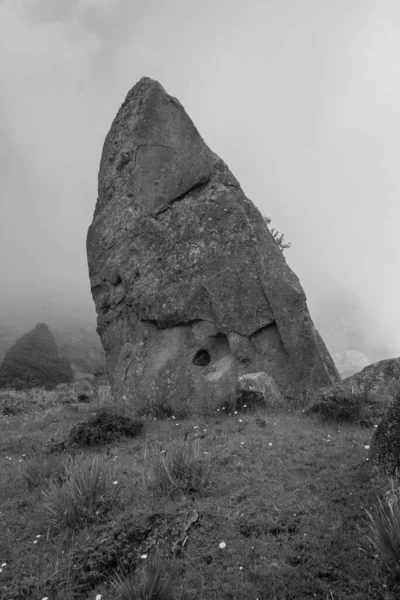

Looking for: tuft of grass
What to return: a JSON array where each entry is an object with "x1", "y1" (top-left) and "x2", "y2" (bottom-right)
[
  {"x1": 20, "y1": 452, "x2": 69, "y2": 489},
  {"x1": 111, "y1": 557, "x2": 173, "y2": 600},
  {"x1": 147, "y1": 439, "x2": 209, "y2": 498},
  {"x1": 366, "y1": 477, "x2": 400, "y2": 576},
  {"x1": 138, "y1": 398, "x2": 187, "y2": 420},
  {"x1": 67, "y1": 410, "x2": 144, "y2": 447},
  {"x1": 41, "y1": 456, "x2": 121, "y2": 530}
]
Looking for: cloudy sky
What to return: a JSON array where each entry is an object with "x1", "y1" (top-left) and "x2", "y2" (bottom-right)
[{"x1": 0, "y1": 0, "x2": 399, "y2": 357}]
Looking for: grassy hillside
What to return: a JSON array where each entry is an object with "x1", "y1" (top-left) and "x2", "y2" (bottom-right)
[{"x1": 0, "y1": 386, "x2": 397, "y2": 599}]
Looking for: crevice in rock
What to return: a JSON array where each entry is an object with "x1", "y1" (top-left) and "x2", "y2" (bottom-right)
[
  {"x1": 155, "y1": 176, "x2": 211, "y2": 216},
  {"x1": 141, "y1": 317, "x2": 213, "y2": 330}
]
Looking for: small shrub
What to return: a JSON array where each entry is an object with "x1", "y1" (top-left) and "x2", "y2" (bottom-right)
[
  {"x1": 67, "y1": 410, "x2": 143, "y2": 447},
  {"x1": 366, "y1": 477, "x2": 400, "y2": 577},
  {"x1": 42, "y1": 456, "x2": 121, "y2": 530},
  {"x1": 111, "y1": 557, "x2": 173, "y2": 600},
  {"x1": 148, "y1": 439, "x2": 209, "y2": 498},
  {"x1": 71, "y1": 515, "x2": 148, "y2": 590},
  {"x1": 20, "y1": 452, "x2": 69, "y2": 489}
]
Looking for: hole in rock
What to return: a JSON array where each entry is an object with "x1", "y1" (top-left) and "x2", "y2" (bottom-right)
[{"x1": 193, "y1": 349, "x2": 211, "y2": 367}]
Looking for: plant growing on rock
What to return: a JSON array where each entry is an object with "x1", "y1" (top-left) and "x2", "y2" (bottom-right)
[{"x1": 263, "y1": 215, "x2": 291, "y2": 253}]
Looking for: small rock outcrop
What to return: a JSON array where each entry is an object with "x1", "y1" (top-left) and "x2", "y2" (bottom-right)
[
  {"x1": 87, "y1": 77, "x2": 339, "y2": 414},
  {"x1": 236, "y1": 372, "x2": 286, "y2": 409},
  {"x1": 330, "y1": 357, "x2": 400, "y2": 396},
  {"x1": 370, "y1": 393, "x2": 400, "y2": 475},
  {"x1": 307, "y1": 357, "x2": 400, "y2": 424}
]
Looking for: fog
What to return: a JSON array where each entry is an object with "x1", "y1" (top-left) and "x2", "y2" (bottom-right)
[{"x1": 1, "y1": 0, "x2": 399, "y2": 362}]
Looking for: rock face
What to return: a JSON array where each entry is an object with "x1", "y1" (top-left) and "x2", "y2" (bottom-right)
[
  {"x1": 335, "y1": 357, "x2": 400, "y2": 396},
  {"x1": 370, "y1": 393, "x2": 400, "y2": 475},
  {"x1": 307, "y1": 357, "x2": 400, "y2": 425},
  {"x1": 87, "y1": 77, "x2": 339, "y2": 414}
]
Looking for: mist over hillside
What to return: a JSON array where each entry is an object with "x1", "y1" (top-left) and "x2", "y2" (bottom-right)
[
  {"x1": 0, "y1": 282, "x2": 397, "y2": 381},
  {"x1": 0, "y1": 287, "x2": 105, "y2": 376}
]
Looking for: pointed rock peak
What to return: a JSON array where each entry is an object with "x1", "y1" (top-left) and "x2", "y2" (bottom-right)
[
  {"x1": 97, "y1": 77, "x2": 219, "y2": 217},
  {"x1": 88, "y1": 78, "x2": 339, "y2": 414}
]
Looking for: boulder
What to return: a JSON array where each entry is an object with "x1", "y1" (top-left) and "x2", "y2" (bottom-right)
[
  {"x1": 336, "y1": 357, "x2": 400, "y2": 396},
  {"x1": 236, "y1": 372, "x2": 286, "y2": 409},
  {"x1": 307, "y1": 357, "x2": 400, "y2": 424},
  {"x1": 86, "y1": 77, "x2": 339, "y2": 415},
  {"x1": 370, "y1": 393, "x2": 400, "y2": 475}
]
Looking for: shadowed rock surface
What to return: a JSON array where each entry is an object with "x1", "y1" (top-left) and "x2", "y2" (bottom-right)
[
  {"x1": 370, "y1": 392, "x2": 400, "y2": 475},
  {"x1": 307, "y1": 357, "x2": 400, "y2": 425},
  {"x1": 87, "y1": 77, "x2": 339, "y2": 414},
  {"x1": 321, "y1": 357, "x2": 400, "y2": 397}
]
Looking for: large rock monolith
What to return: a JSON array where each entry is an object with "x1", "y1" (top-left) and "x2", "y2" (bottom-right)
[{"x1": 87, "y1": 77, "x2": 339, "y2": 415}]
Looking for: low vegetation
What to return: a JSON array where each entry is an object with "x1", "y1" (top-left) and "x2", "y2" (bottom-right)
[
  {"x1": 306, "y1": 385, "x2": 389, "y2": 426},
  {"x1": 19, "y1": 452, "x2": 69, "y2": 489},
  {"x1": 1, "y1": 383, "x2": 400, "y2": 599},
  {"x1": 367, "y1": 477, "x2": 400, "y2": 579},
  {"x1": 66, "y1": 410, "x2": 144, "y2": 448},
  {"x1": 111, "y1": 557, "x2": 173, "y2": 600},
  {"x1": 41, "y1": 456, "x2": 122, "y2": 530},
  {"x1": 147, "y1": 439, "x2": 210, "y2": 498}
]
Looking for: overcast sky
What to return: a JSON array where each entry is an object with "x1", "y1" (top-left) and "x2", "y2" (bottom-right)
[{"x1": 0, "y1": 0, "x2": 399, "y2": 356}]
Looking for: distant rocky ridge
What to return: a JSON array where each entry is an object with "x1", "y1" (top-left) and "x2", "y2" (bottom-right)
[
  {"x1": 0, "y1": 293, "x2": 105, "y2": 377},
  {"x1": 0, "y1": 321, "x2": 105, "y2": 377},
  {"x1": 0, "y1": 323, "x2": 74, "y2": 389}
]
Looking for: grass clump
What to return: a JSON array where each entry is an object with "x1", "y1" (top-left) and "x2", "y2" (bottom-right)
[
  {"x1": 138, "y1": 398, "x2": 186, "y2": 420},
  {"x1": 20, "y1": 452, "x2": 69, "y2": 489},
  {"x1": 111, "y1": 557, "x2": 173, "y2": 600},
  {"x1": 42, "y1": 456, "x2": 121, "y2": 530},
  {"x1": 148, "y1": 439, "x2": 209, "y2": 498},
  {"x1": 67, "y1": 410, "x2": 143, "y2": 447},
  {"x1": 367, "y1": 477, "x2": 400, "y2": 579}
]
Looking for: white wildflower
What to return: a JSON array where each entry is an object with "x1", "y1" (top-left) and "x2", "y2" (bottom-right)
[{"x1": 219, "y1": 541, "x2": 226, "y2": 549}]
